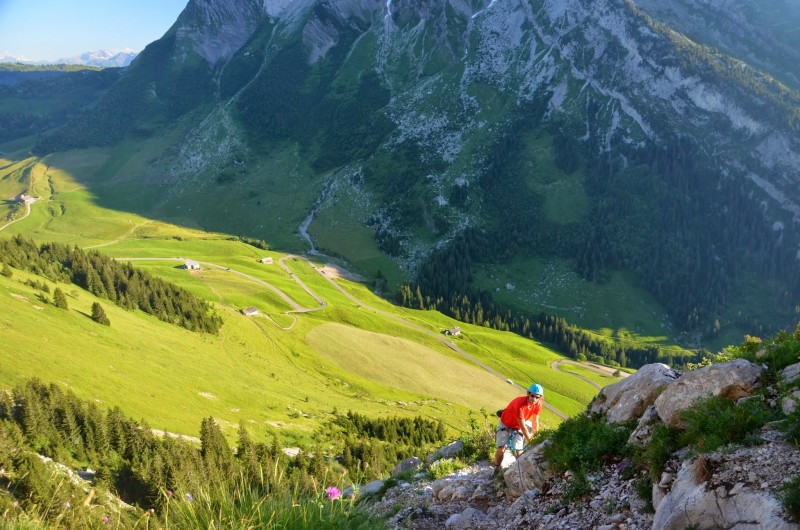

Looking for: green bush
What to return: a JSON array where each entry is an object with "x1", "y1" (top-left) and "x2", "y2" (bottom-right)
[
  {"x1": 726, "y1": 325, "x2": 800, "y2": 373},
  {"x1": 637, "y1": 423, "x2": 681, "y2": 482},
  {"x1": 427, "y1": 458, "x2": 466, "y2": 480},
  {"x1": 678, "y1": 395, "x2": 773, "y2": 453},
  {"x1": 460, "y1": 409, "x2": 494, "y2": 463},
  {"x1": 779, "y1": 476, "x2": 800, "y2": 522},
  {"x1": 543, "y1": 413, "x2": 632, "y2": 474},
  {"x1": 783, "y1": 408, "x2": 800, "y2": 446}
]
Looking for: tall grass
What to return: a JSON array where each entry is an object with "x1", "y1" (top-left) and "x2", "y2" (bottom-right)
[{"x1": 164, "y1": 470, "x2": 383, "y2": 530}]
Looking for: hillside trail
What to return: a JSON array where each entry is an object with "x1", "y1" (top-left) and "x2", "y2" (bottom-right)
[
  {"x1": 0, "y1": 201, "x2": 31, "y2": 231},
  {"x1": 550, "y1": 359, "x2": 628, "y2": 390},
  {"x1": 284, "y1": 254, "x2": 570, "y2": 420},
  {"x1": 113, "y1": 254, "x2": 621, "y2": 420},
  {"x1": 1, "y1": 159, "x2": 40, "y2": 231}
]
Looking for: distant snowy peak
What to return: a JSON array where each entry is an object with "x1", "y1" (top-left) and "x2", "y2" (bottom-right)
[
  {"x1": 55, "y1": 50, "x2": 138, "y2": 67},
  {"x1": 0, "y1": 50, "x2": 137, "y2": 67}
]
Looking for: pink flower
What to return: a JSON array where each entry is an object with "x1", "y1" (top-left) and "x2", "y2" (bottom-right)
[
  {"x1": 167, "y1": 490, "x2": 173, "y2": 498},
  {"x1": 325, "y1": 486, "x2": 342, "y2": 500},
  {"x1": 102, "y1": 517, "x2": 109, "y2": 524}
]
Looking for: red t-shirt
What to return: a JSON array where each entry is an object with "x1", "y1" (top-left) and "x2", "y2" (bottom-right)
[{"x1": 500, "y1": 395, "x2": 542, "y2": 431}]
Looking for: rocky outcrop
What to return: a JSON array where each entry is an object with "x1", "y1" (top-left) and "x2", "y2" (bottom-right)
[
  {"x1": 365, "y1": 357, "x2": 798, "y2": 530},
  {"x1": 653, "y1": 437, "x2": 800, "y2": 530},
  {"x1": 392, "y1": 456, "x2": 422, "y2": 476},
  {"x1": 654, "y1": 359, "x2": 762, "y2": 426},
  {"x1": 502, "y1": 439, "x2": 551, "y2": 499},
  {"x1": 590, "y1": 363, "x2": 678, "y2": 423},
  {"x1": 426, "y1": 440, "x2": 463, "y2": 464}
]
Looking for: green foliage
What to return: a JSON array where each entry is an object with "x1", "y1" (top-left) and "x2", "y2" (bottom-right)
[
  {"x1": 678, "y1": 395, "x2": 774, "y2": 453},
  {"x1": 333, "y1": 411, "x2": 447, "y2": 481},
  {"x1": 427, "y1": 458, "x2": 466, "y2": 480},
  {"x1": 166, "y1": 475, "x2": 382, "y2": 530},
  {"x1": 402, "y1": 230, "x2": 702, "y2": 370},
  {"x1": 90, "y1": 302, "x2": 110, "y2": 326},
  {"x1": 0, "y1": 66, "x2": 118, "y2": 144},
  {"x1": 1, "y1": 264, "x2": 11, "y2": 278},
  {"x1": 779, "y1": 476, "x2": 800, "y2": 522},
  {"x1": 637, "y1": 423, "x2": 680, "y2": 482},
  {"x1": 52, "y1": 287, "x2": 68, "y2": 310},
  {"x1": 725, "y1": 325, "x2": 800, "y2": 373},
  {"x1": 783, "y1": 408, "x2": 800, "y2": 446},
  {"x1": 0, "y1": 379, "x2": 385, "y2": 528},
  {"x1": 0, "y1": 236, "x2": 222, "y2": 333},
  {"x1": 542, "y1": 413, "x2": 632, "y2": 475},
  {"x1": 460, "y1": 409, "x2": 494, "y2": 463},
  {"x1": 562, "y1": 471, "x2": 591, "y2": 504}
]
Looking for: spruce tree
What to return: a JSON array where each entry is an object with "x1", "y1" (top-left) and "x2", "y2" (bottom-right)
[
  {"x1": 52, "y1": 287, "x2": 68, "y2": 310},
  {"x1": 91, "y1": 302, "x2": 110, "y2": 326}
]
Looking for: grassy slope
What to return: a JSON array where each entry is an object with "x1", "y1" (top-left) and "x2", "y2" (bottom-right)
[{"x1": 0, "y1": 144, "x2": 627, "y2": 446}]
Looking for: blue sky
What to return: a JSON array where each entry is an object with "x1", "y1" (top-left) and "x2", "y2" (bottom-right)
[{"x1": 0, "y1": 0, "x2": 189, "y2": 61}]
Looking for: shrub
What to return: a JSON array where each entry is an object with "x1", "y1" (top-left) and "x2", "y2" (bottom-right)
[
  {"x1": 427, "y1": 458, "x2": 466, "y2": 480},
  {"x1": 637, "y1": 423, "x2": 680, "y2": 482},
  {"x1": 678, "y1": 395, "x2": 773, "y2": 453},
  {"x1": 460, "y1": 409, "x2": 494, "y2": 462},
  {"x1": 779, "y1": 476, "x2": 800, "y2": 522},
  {"x1": 91, "y1": 302, "x2": 110, "y2": 326},
  {"x1": 783, "y1": 408, "x2": 800, "y2": 446},
  {"x1": 726, "y1": 326, "x2": 800, "y2": 373},
  {"x1": 542, "y1": 413, "x2": 632, "y2": 474}
]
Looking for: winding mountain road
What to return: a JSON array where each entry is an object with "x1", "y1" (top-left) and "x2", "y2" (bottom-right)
[{"x1": 112, "y1": 254, "x2": 628, "y2": 420}]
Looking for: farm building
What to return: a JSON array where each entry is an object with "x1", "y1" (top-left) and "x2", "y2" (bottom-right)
[
  {"x1": 17, "y1": 194, "x2": 34, "y2": 205},
  {"x1": 260, "y1": 257, "x2": 274, "y2": 264},
  {"x1": 183, "y1": 260, "x2": 201, "y2": 270},
  {"x1": 241, "y1": 306, "x2": 259, "y2": 316},
  {"x1": 444, "y1": 326, "x2": 461, "y2": 337}
]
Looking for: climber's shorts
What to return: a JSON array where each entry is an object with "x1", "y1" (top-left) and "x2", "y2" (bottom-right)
[{"x1": 496, "y1": 422, "x2": 524, "y2": 451}]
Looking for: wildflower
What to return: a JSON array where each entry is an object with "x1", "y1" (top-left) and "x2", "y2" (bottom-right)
[
  {"x1": 326, "y1": 486, "x2": 342, "y2": 500},
  {"x1": 102, "y1": 517, "x2": 109, "y2": 524},
  {"x1": 167, "y1": 490, "x2": 173, "y2": 498},
  {"x1": 185, "y1": 493, "x2": 193, "y2": 501},
  {"x1": 66, "y1": 502, "x2": 71, "y2": 509}
]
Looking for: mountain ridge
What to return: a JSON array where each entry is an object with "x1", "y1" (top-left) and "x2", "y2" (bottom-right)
[{"x1": 20, "y1": 0, "x2": 800, "y2": 346}]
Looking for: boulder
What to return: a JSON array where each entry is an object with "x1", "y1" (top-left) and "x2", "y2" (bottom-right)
[
  {"x1": 392, "y1": 456, "x2": 422, "y2": 477},
  {"x1": 628, "y1": 405, "x2": 662, "y2": 445},
  {"x1": 653, "y1": 458, "x2": 796, "y2": 530},
  {"x1": 360, "y1": 479, "x2": 385, "y2": 495},
  {"x1": 426, "y1": 440, "x2": 463, "y2": 464},
  {"x1": 590, "y1": 363, "x2": 678, "y2": 424},
  {"x1": 654, "y1": 359, "x2": 762, "y2": 426},
  {"x1": 431, "y1": 471, "x2": 492, "y2": 503},
  {"x1": 445, "y1": 507, "x2": 490, "y2": 529},
  {"x1": 781, "y1": 363, "x2": 800, "y2": 385},
  {"x1": 503, "y1": 440, "x2": 551, "y2": 499},
  {"x1": 782, "y1": 391, "x2": 800, "y2": 416}
]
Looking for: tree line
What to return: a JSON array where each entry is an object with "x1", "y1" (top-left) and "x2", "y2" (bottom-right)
[
  {"x1": 0, "y1": 379, "x2": 448, "y2": 523},
  {"x1": 0, "y1": 235, "x2": 222, "y2": 333}
]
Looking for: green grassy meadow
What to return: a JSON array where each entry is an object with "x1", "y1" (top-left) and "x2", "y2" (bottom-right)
[{"x1": 0, "y1": 146, "x2": 626, "y2": 451}]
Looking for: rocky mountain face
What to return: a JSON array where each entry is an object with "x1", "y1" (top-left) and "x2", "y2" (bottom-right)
[
  {"x1": 363, "y1": 357, "x2": 800, "y2": 529},
  {"x1": 35, "y1": 0, "x2": 800, "y2": 342}
]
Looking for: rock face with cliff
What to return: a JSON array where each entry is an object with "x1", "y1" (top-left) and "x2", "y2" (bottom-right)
[
  {"x1": 30, "y1": 0, "x2": 800, "y2": 343},
  {"x1": 368, "y1": 358, "x2": 800, "y2": 529}
]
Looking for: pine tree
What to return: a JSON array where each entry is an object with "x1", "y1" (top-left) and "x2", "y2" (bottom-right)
[
  {"x1": 1, "y1": 263, "x2": 11, "y2": 278},
  {"x1": 52, "y1": 287, "x2": 68, "y2": 310},
  {"x1": 91, "y1": 302, "x2": 110, "y2": 326}
]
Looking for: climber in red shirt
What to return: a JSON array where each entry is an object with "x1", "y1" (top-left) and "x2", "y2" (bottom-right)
[{"x1": 494, "y1": 383, "x2": 543, "y2": 474}]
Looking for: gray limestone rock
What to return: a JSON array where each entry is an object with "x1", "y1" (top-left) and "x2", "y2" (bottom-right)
[{"x1": 655, "y1": 359, "x2": 761, "y2": 426}]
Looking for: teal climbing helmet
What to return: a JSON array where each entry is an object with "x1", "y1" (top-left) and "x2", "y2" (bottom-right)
[{"x1": 528, "y1": 383, "x2": 544, "y2": 397}]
